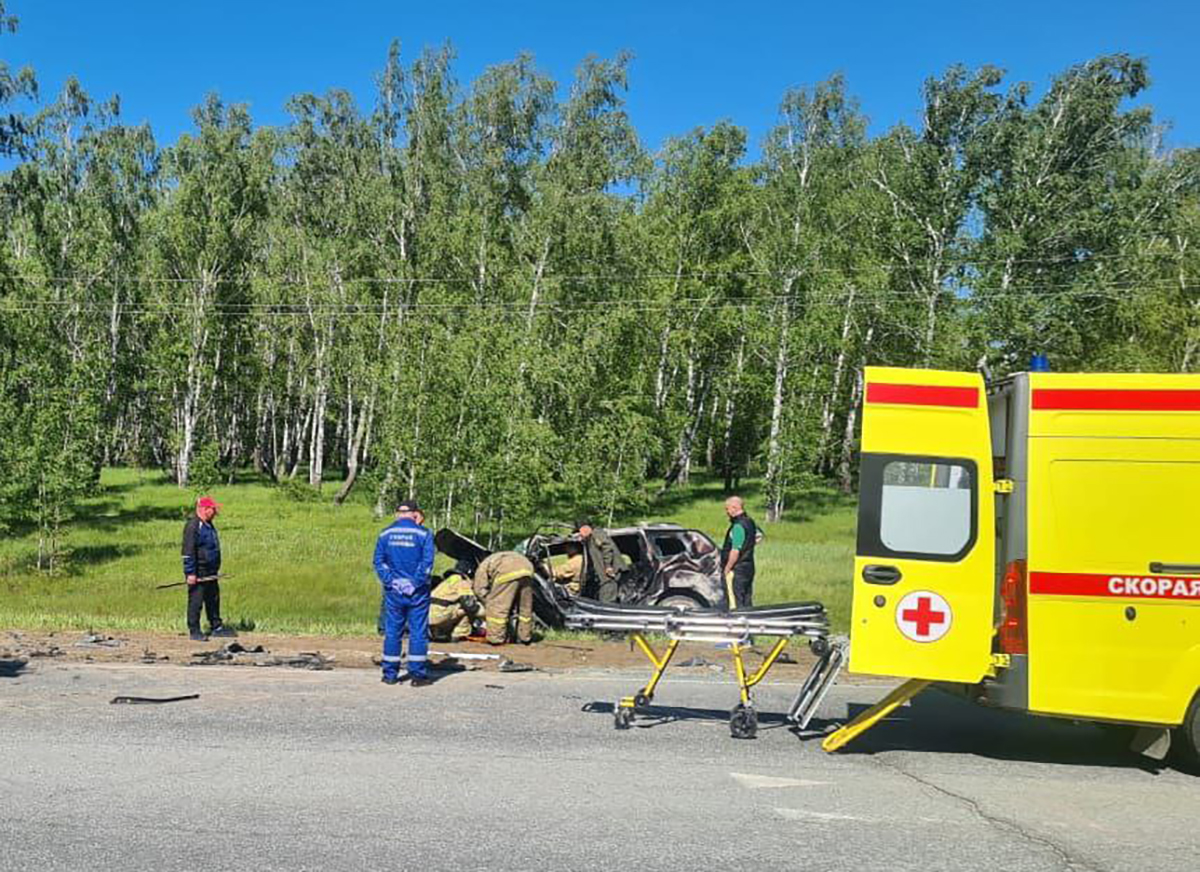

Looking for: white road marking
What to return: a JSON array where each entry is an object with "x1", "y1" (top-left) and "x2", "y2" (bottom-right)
[
  {"x1": 732, "y1": 772, "x2": 830, "y2": 789},
  {"x1": 774, "y1": 808, "x2": 871, "y2": 823}
]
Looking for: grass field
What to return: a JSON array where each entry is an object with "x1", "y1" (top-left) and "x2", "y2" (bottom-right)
[{"x1": 0, "y1": 468, "x2": 857, "y2": 635}]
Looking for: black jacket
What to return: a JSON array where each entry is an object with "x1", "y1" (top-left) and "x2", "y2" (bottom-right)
[
  {"x1": 182, "y1": 517, "x2": 221, "y2": 578},
  {"x1": 721, "y1": 514, "x2": 758, "y2": 575}
]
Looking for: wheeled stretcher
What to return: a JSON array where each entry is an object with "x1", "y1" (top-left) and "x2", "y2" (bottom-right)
[{"x1": 566, "y1": 598, "x2": 847, "y2": 739}]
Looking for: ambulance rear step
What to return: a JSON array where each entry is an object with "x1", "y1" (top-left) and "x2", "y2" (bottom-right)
[{"x1": 788, "y1": 636, "x2": 848, "y2": 729}]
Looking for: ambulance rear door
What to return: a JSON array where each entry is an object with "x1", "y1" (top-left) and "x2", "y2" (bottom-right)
[{"x1": 850, "y1": 367, "x2": 997, "y2": 683}]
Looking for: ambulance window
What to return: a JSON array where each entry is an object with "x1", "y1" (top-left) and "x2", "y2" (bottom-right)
[
  {"x1": 879, "y1": 461, "x2": 973, "y2": 556},
  {"x1": 856, "y1": 454, "x2": 978, "y2": 562}
]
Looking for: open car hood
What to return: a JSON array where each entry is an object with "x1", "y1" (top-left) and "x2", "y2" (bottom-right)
[{"x1": 434, "y1": 528, "x2": 492, "y2": 569}]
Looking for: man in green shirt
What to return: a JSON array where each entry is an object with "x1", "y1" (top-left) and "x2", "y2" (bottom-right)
[{"x1": 720, "y1": 496, "x2": 760, "y2": 609}]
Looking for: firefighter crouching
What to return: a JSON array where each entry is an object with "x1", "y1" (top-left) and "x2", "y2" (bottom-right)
[
  {"x1": 428, "y1": 563, "x2": 483, "y2": 642},
  {"x1": 473, "y1": 551, "x2": 535, "y2": 645}
]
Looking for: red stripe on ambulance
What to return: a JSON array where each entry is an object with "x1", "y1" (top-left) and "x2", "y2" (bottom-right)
[
  {"x1": 865, "y1": 383, "x2": 979, "y2": 408},
  {"x1": 1029, "y1": 571, "x2": 1200, "y2": 600},
  {"x1": 1031, "y1": 388, "x2": 1200, "y2": 411}
]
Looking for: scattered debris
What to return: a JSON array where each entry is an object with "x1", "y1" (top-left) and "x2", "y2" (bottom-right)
[
  {"x1": 428, "y1": 649, "x2": 501, "y2": 661},
  {"x1": 267, "y1": 653, "x2": 333, "y2": 671},
  {"x1": 189, "y1": 643, "x2": 332, "y2": 671},
  {"x1": 678, "y1": 656, "x2": 715, "y2": 668},
  {"x1": 75, "y1": 633, "x2": 123, "y2": 648},
  {"x1": 776, "y1": 651, "x2": 798, "y2": 665},
  {"x1": 111, "y1": 694, "x2": 199, "y2": 705},
  {"x1": 26, "y1": 646, "x2": 64, "y2": 658},
  {"x1": 484, "y1": 684, "x2": 505, "y2": 690},
  {"x1": 140, "y1": 647, "x2": 169, "y2": 663},
  {"x1": 498, "y1": 659, "x2": 535, "y2": 673}
]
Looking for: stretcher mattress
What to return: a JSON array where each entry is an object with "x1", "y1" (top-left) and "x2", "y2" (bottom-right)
[{"x1": 565, "y1": 597, "x2": 829, "y2": 642}]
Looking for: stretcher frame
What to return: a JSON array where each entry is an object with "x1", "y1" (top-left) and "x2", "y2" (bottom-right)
[{"x1": 566, "y1": 599, "x2": 847, "y2": 739}]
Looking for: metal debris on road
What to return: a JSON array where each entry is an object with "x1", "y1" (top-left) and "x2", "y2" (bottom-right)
[
  {"x1": 75, "y1": 634, "x2": 123, "y2": 648},
  {"x1": 26, "y1": 646, "x2": 64, "y2": 658},
  {"x1": 428, "y1": 649, "x2": 501, "y2": 661},
  {"x1": 498, "y1": 659, "x2": 535, "y2": 673},
  {"x1": 189, "y1": 643, "x2": 333, "y2": 671},
  {"x1": 111, "y1": 694, "x2": 200, "y2": 705}
]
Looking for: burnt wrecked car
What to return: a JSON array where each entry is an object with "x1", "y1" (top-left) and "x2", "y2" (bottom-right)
[{"x1": 433, "y1": 522, "x2": 728, "y2": 628}]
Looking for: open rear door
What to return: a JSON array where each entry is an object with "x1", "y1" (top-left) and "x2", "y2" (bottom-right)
[{"x1": 850, "y1": 367, "x2": 996, "y2": 683}]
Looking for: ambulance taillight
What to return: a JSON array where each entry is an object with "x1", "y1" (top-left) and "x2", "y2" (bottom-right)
[{"x1": 997, "y1": 559, "x2": 1028, "y2": 655}]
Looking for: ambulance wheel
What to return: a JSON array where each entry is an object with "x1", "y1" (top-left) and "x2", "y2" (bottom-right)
[
  {"x1": 634, "y1": 691, "x2": 651, "y2": 709},
  {"x1": 730, "y1": 704, "x2": 758, "y2": 740},
  {"x1": 1173, "y1": 692, "x2": 1200, "y2": 772},
  {"x1": 614, "y1": 705, "x2": 634, "y2": 730},
  {"x1": 809, "y1": 637, "x2": 830, "y2": 658}
]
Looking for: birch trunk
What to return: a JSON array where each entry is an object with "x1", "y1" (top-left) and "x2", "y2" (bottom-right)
[
  {"x1": 721, "y1": 333, "x2": 746, "y2": 492},
  {"x1": 764, "y1": 287, "x2": 794, "y2": 522},
  {"x1": 837, "y1": 347, "x2": 868, "y2": 494}
]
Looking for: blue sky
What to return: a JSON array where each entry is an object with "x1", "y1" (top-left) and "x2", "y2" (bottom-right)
[{"x1": 5, "y1": 1, "x2": 1198, "y2": 155}]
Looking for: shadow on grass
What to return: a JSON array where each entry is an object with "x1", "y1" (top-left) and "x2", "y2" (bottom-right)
[
  {"x1": 648, "y1": 476, "x2": 758, "y2": 516},
  {"x1": 75, "y1": 504, "x2": 187, "y2": 530},
  {"x1": 777, "y1": 489, "x2": 857, "y2": 524},
  {"x1": 68, "y1": 544, "x2": 144, "y2": 569}
]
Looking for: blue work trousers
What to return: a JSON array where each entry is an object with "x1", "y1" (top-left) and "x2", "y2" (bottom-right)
[{"x1": 382, "y1": 586, "x2": 430, "y2": 680}]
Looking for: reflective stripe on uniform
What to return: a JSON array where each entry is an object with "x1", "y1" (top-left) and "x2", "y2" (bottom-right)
[
  {"x1": 518, "y1": 616, "x2": 533, "y2": 623},
  {"x1": 382, "y1": 654, "x2": 403, "y2": 663},
  {"x1": 406, "y1": 655, "x2": 427, "y2": 662},
  {"x1": 495, "y1": 569, "x2": 532, "y2": 584}
]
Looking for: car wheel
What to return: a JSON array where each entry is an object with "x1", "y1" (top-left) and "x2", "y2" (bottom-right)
[
  {"x1": 1172, "y1": 692, "x2": 1200, "y2": 772},
  {"x1": 658, "y1": 593, "x2": 703, "y2": 611}
]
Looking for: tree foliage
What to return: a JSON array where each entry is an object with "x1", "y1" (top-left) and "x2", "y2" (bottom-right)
[{"x1": 2, "y1": 17, "x2": 1198, "y2": 558}]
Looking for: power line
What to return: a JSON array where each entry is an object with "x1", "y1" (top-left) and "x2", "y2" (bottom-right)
[
  {"x1": 0, "y1": 284, "x2": 1192, "y2": 319},
  {"x1": 0, "y1": 242, "x2": 1194, "y2": 289}
]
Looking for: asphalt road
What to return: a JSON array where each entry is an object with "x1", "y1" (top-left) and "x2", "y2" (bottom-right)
[{"x1": 1, "y1": 658, "x2": 1196, "y2": 872}]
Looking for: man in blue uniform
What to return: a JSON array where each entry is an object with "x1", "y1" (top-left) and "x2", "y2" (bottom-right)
[{"x1": 373, "y1": 499, "x2": 435, "y2": 686}]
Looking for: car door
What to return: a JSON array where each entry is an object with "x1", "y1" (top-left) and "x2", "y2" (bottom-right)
[{"x1": 850, "y1": 367, "x2": 997, "y2": 683}]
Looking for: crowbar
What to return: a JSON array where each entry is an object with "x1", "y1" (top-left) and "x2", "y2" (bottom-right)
[{"x1": 154, "y1": 573, "x2": 233, "y2": 590}]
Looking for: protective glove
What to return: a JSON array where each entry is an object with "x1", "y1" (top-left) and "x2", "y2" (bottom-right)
[
  {"x1": 390, "y1": 578, "x2": 416, "y2": 596},
  {"x1": 459, "y1": 594, "x2": 480, "y2": 617}
]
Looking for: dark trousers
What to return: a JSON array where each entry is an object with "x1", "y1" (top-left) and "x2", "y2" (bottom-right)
[
  {"x1": 732, "y1": 566, "x2": 754, "y2": 609},
  {"x1": 187, "y1": 580, "x2": 223, "y2": 633}
]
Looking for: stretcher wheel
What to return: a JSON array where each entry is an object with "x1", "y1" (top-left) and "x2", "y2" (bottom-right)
[
  {"x1": 634, "y1": 691, "x2": 650, "y2": 709},
  {"x1": 809, "y1": 637, "x2": 830, "y2": 658},
  {"x1": 730, "y1": 704, "x2": 758, "y2": 740},
  {"x1": 614, "y1": 705, "x2": 634, "y2": 730}
]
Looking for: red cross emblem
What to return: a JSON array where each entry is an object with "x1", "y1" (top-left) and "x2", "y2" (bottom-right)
[{"x1": 895, "y1": 591, "x2": 952, "y2": 642}]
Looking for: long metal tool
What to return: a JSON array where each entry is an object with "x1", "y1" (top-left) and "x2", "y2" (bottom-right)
[{"x1": 154, "y1": 573, "x2": 232, "y2": 590}]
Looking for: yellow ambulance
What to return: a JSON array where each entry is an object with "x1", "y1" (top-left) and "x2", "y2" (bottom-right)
[{"x1": 824, "y1": 366, "x2": 1200, "y2": 766}]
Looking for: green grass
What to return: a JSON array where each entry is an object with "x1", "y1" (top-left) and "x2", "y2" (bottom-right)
[{"x1": 0, "y1": 468, "x2": 856, "y2": 635}]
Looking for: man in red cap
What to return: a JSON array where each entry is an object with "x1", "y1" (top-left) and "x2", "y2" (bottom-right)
[{"x1": 182, "y1": 495, "x2": 234, "y2": 641}]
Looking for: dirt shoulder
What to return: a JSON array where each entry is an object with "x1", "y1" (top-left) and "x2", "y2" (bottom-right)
[{"x1": 1, "y1": 627, "x2": 880, "y2": 683}]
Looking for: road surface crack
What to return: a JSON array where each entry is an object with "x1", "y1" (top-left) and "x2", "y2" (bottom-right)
[{"x1": 873, "y1": 756, "x2": 1104, "y2": 872}]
